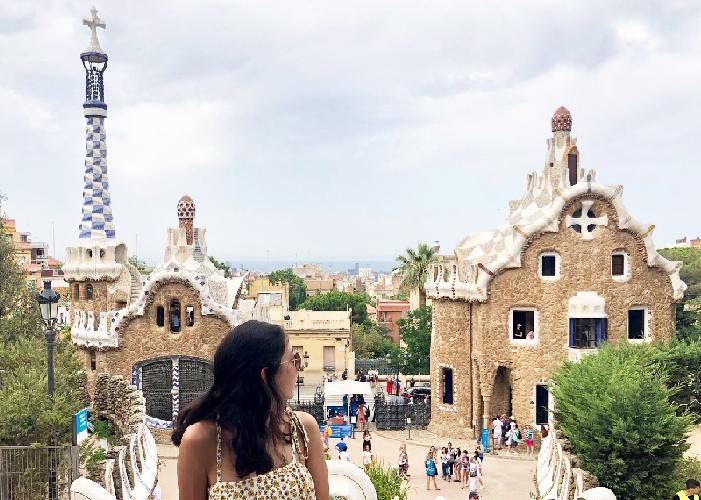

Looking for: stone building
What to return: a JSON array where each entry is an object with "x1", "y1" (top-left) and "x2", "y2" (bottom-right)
[
  {"x1": 425, "y1": 107, "x2": 687, "y2": 437},
  {"x1": 62, "y1": 11, "x2": 250, "y2": 438}
]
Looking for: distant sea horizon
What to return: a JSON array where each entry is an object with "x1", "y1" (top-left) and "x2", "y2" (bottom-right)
[{"x1": 225, "y1": 260, "x2": 398, "y2": 274}]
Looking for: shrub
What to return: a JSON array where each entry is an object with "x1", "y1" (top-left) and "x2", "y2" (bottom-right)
[
  {"x1": 365, "y1": 461, "x2": 408, "y2": 500},
  {"x1": 650, "y1": 341, "x2": 701, "y2": 422},
  {"x1": 551, "y1": 343, "x2": 691, "y2": 499}
]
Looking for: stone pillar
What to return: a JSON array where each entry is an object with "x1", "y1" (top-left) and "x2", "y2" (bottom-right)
[{"x1": 482, "y1": 394, "x2": 492, "y2": 429}]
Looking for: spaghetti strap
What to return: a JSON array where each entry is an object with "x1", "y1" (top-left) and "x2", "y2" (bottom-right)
[
  {"x1": 215, "y1": 421, "x2": 222, "y2": 483},
  {"x1": 287, "y1": 408, "x2": 309, "y2": 463}
]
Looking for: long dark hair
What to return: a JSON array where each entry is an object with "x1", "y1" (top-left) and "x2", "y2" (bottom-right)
[{"x1": 171, "y1": 320, "x2": 288, "y2": 477}]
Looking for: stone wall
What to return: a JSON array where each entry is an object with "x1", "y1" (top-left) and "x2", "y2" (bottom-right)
[
  {"x1": 83, "y1": 280, "x2": 231, "y2": 396},
  {"x1": 473, "y1": 196, "x2": 675, "y2": 425},
  {"x1": 431, "y1": 196, "x2": 678, "y2": 436},
  {"x1": 428, "y1": 299, "x2": 473, "y2": 437},
  {"x1": 92, "y1": 373, "x2": 145, "y2": 439}
]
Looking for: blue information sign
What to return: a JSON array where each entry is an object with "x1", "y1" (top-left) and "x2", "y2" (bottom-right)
[
  {"x1": 75, "y1": 408, "x2": 89, "y2": 444},
  {"x1": 320, "y1": 424, "x2": 353, "y2": 439},
  {"x1": 481, "y1": 427, "x2": 489, "y2": 453}
]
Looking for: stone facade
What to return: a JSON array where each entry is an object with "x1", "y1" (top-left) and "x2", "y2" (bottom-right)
[
  {"x1": 427, "y1": 107, "x2": 685, "y2": 438},
  {"x1": 83, "y1": 280, "x2": 232, "y2": 395}
]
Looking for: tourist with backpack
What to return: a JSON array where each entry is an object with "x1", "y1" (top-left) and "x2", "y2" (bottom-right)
[{"x1": 424, "y1": 446, "x2": 440, "y2": 491}]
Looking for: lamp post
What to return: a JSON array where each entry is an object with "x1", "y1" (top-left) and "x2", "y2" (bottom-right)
[
  {"x1": 35, "y1": 280, "x2": 60, "y2": 500},
  {"x1": 296, "y1": 351, "x2": 310, "y2": 404},
  {"x1": 36, "y1": 281, "x2": 60, "y2": 400}
]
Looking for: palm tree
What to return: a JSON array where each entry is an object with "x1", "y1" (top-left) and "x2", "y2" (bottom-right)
[{"x1": 395, "y1": 242, "x2": 439, "y2": 307}]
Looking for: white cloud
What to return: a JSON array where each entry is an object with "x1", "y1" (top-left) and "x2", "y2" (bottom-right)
[
  {"x1": 109, "y1": 100, "x2": 237, "y2": 179},
  {"x1": 2, "y1": 1, "x2": 700, "y2": 263}
]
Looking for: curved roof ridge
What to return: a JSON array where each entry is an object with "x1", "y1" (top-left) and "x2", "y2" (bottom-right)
[{"x1": 442, "y1": 178, "x2": 686, "y2": 301}]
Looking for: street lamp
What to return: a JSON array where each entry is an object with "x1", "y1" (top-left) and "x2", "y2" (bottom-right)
[
  {"x1": 296, "y1": 351, "x2": 310, "y2": 404},
  {"x1": 36, "y1": 281, "x2": 60, "y2": 400},
  {"x1": 35, "y1": 280, "x2": 60, "y2": 500}
]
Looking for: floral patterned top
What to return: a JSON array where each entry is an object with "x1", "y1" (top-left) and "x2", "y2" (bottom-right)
[{"x1": 208, "y1": 409, "x2": 316, "y2": 499}]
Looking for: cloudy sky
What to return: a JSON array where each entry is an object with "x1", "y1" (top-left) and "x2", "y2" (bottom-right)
[{"x1": 1, "y1": 1, "x2": 699, "y2": 264}]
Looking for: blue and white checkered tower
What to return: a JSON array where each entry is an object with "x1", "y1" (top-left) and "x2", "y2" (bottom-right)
[{"x1": 79, "y1": 7, "x2": 114, "y2": 240}]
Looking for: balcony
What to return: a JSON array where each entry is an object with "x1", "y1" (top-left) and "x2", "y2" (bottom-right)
[{"x1": 424, "y1": 258, "x2": 488, "y2": 301}]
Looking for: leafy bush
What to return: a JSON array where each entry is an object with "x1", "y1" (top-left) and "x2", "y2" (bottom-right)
[
  {"x1": 365, "y1": 461, "x2": 408, "y2": 500},
  {"x1": 650, "y1": 341, "x2": 701, "y2": 422},
  {"x1": 551, "y1": 343, "x2": 691, "y2": 499}
]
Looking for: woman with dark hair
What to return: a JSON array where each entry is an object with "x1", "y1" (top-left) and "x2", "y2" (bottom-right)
[{"x1": 172, "y1": 320, "x2": 329, "y2": 499}]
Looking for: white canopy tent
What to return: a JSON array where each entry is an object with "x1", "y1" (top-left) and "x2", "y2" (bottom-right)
[
  {"x1": 323, "y1": 381, "x2": 373, "y2": 423},
  {"x1": 324, "y1": 380, "x2": 373, "y2": 396}
]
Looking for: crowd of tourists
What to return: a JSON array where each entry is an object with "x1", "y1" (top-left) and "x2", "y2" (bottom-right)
[{"x1": 491, "y1": 414, "x2": 537, "y2": 454}]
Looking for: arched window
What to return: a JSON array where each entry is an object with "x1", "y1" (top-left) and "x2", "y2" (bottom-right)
[
  {"x1": 170, "y1": 300, "x2": 181, "y2": 333},
  {"x1": 156, "y1": 306, "x2": 165, "y2": 327},
  {"x1": 73, "y1": 284, "x2": 80, "y2": 301},
  {"x1": 186, "y1": 306, "x2": 195, "y2": 327},
  {"x1": 86, "y1": 284, "x2": 93, "y2": 300}
]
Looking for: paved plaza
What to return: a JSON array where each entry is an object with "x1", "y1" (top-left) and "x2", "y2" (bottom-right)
[{"x1": 157, "y1": 423, "x2": 537, "y2": 499}]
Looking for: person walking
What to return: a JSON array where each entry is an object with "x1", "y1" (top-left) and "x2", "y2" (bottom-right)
[
  {"x1": 362, "y1": 444, "x2": 372, "y2": 471},
  {"x1": 511, "y1": 424, "x2": 522, "y2": 453},
  {"x1": 446, "y1": 442, "x2": 456, "y2": 480},
  {"x1": 362, "y1": 429, "x2": 372, "y2": 452},
  {"x1": 424, "y1": 446, "x2": 440, "y2": 491},
  {"x1": 468, "y1": 456, "x2": 480, "y2": 493},
  {"x1": 459, "y1": 450, "x2": 469, "y2": 489},
  {"x1": 172, "y1": 320, "x2": 329, "y2": 500},
  {"x1": 674, "y1": 479, "x2": 701, "y2": 500},
  {"x1": 440, "y1": 447, "x2": 449, "y2": 481},
  {"x1": 454, "y1": 447, "x2": 463, "y2": 482},
  {"x1": 398, "y1": 443, "x2": 409, "y2": 480},
  {"x1": 492, "y1": 416, "x2": 502, "y2": 450},
  {"x1": 342, "y1": 368, "x2": 348, "y2": 380},
  {"x1": 524, "y1": 425, "x2": 535, "y2": 455},
  {"x1": 357, "y1": 402, "x2": 367, "y2": 432}
]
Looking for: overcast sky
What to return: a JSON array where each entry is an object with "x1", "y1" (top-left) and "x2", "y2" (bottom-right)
[{"x1": 1, "y1": 1, "x2": 699, "y2": 264}]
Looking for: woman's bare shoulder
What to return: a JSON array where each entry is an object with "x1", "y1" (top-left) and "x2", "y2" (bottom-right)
[
  {"x1": 294, "y1": 411, "x2": 320, "y2": 431},
  {"x1": 180, "y1": 420, "x2": 218, "y2": 449}
]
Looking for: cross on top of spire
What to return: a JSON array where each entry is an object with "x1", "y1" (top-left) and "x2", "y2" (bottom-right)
[{"x1": 83, "y1": 6, "x2": 106, "y2": 55}]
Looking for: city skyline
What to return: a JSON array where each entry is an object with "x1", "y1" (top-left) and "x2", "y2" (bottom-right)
[{"x1": 1, "y1": 2, "x2": 699, "y2": 263}]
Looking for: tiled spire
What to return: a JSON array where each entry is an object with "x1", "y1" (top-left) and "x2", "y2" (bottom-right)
[{"x1": 79, "y1": 7, "x2": 114, "y2": 239}]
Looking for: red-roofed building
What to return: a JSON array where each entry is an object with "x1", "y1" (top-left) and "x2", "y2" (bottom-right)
[{"x1": 376, "y1": 299, "x2": 410, "y2": 345}]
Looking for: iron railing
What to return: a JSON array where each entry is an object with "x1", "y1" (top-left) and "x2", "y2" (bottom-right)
[
  {"x1": 354, "y1": 358, "x2": 392, "y2": 375},
  {"x1": 0, "y1": 445, "x2": 78, "y2": 500},
  {"x1": 374, "y1": 394, "x2": 431, "y2": 430}
]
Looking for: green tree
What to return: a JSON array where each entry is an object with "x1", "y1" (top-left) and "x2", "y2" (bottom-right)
[
  {"x1": 298, "y1": 290, "x2": 370, "y2": 324},
  {"x1": 128, "y1": 255, "x2": 150, "y2": 275},
  {"x1": 649, "y1": 340, "x2": 701, "y2": 422},
  {"x1": 208, "y1": 255, "x2": 231, "y2": 278},
  {"x1": 396, "y1": 305, "x2": 431, "y2": 375},
  {"x1": 394, "y1": 242, "x2": 438, "y2": 306},
  {"x1": 0, "y1": 335, "x2": 84, "y2": 445},
  {"x1": 351, "y1": 323, "x2": 396, "y2": 359},
  {"x1": 0, "y1": 197, "x2": 42, "y2": 343},
  {"x1": 659, "y1": 247, "x2": 701, "y2": 341},
  {"x1": 551, "y1": 344, "x2": 690, "y2": 499},
  {"x1": 268, "y1": 268, "x2": 307, "y2": 310},
  {"x1": 0, "y1": 197, "x2": 85, "y2": 445}
]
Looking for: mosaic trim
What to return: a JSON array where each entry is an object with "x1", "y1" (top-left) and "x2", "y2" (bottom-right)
[
  {"x1": 426, "y1": 180, "x2": 687, "y2": 301},
  {"x1": 79, "y1": 116, "x2": 115, "y2": 239}
]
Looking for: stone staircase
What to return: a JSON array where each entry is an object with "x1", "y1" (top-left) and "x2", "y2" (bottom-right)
[{"x1": 127, "y1": 265, "x2": 142, "y2": 304}]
